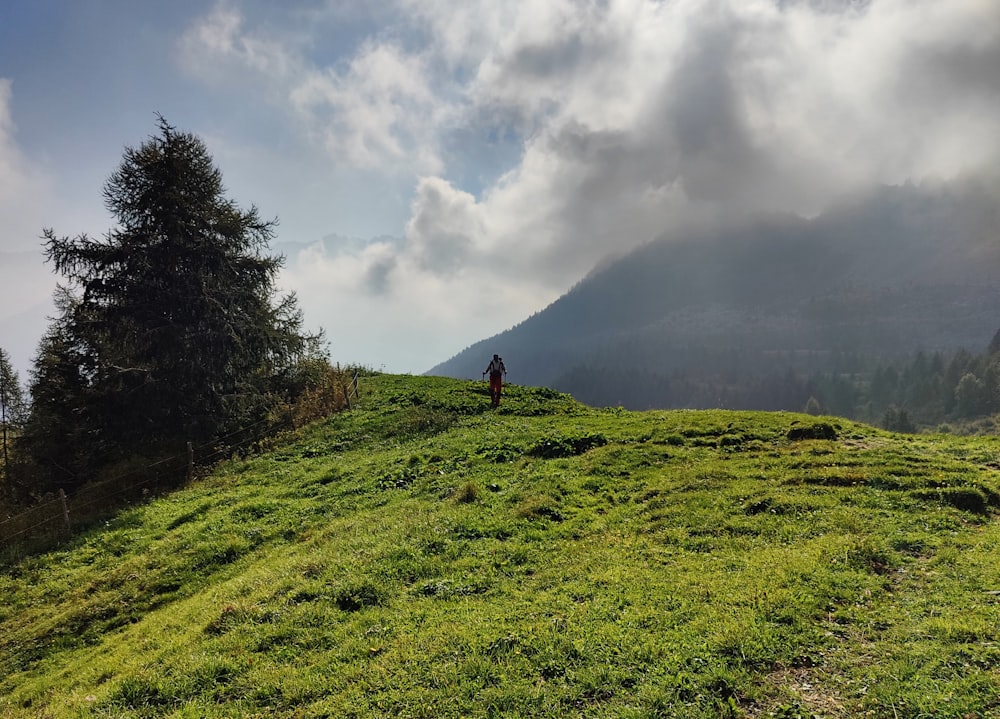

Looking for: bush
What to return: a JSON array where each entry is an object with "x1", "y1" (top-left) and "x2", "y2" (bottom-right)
[{"x1": 278, "y1": 360, "x2": 360, "y2": 428}]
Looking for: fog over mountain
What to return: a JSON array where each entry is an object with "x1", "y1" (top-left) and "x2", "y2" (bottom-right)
[{"x1": 427, "y1": 177, "x2": 1000, "y2": 410}]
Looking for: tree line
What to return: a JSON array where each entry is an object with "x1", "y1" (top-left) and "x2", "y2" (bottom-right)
[
  {"x1": 553, "y1": 336, "x2": 1000, "y2": 434},
  {"x1": 2, "y1": 118, "x2": 342, "y2": 505},
  {"x1": 805, "y1": 338, "x2": 1000, "y2": 432}
]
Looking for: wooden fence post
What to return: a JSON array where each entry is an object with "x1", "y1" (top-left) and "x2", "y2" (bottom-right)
[{"x1": 59, "y1": 489, "x2": 71, "y2": 533}]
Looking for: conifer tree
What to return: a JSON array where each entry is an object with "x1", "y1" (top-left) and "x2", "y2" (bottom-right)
[
  {"x1": 22, "y1": 118, "x2": 318, "y2": 490},
  {"x1": 0, "y1": 347, "x2": 27, "y2": 485}
]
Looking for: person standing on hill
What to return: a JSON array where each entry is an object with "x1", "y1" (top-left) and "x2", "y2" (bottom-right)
[{"x1": 483, "y1": 354, "x2": 507, "y2": 408}]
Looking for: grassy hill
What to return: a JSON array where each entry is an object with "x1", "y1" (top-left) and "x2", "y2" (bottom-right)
[{"x1": 4, "y1": 374, "x2": 1000, "y2": 718}]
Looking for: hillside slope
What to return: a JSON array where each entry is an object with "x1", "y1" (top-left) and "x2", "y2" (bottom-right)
[
  {"x1": 427, "y1": 180, "x2": 1000, "y2": 410},
  {"x1": 3, "y1": 374, "x2": 1000, "y2": 718}
]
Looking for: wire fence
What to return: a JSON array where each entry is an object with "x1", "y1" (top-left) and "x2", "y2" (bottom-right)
[{"x1": 0, "y1": 370, "x2": 362, "y2": 559}]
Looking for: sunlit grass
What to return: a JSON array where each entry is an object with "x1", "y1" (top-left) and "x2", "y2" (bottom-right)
[{"x1": 3, "y1": 374, "x2": 1000, "y2": 717}]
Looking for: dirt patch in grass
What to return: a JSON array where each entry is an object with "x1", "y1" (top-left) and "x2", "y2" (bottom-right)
[{"x1": 751, "y1": 667, "x2": 850, "y2": 718}]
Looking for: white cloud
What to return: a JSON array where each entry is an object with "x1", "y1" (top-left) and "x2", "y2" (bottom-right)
[
  {"x1": 744, "y1": 0, "x2": 1000, "y2": 189},
  {"x1": 176, "y1": 3, "x2": 297, "y2": 85},
  {"x1": 400, "y1": 0, "x2": 1000, "y2": 272},
  {"x1": 182, "y1": 0, "x2": 1000, "y2": 371},
  {"x1": 0, "y1": 79, "x2": 52, "y2": 251},
  {"x1": 404, "y1": 177, "x2": 481, "y2": 274},
  {"x1": 290, "y1": 41, "x2": 451, "y2": 174},
  {"x1": 0, "y1": 80, "x2": 58, "y2": 375},
  {"x1": 181, "y1": 2, "x2": 457, "y2": 176},
  {"x1": 278, "y1": 231, "x2": 545, "y2": 373}
]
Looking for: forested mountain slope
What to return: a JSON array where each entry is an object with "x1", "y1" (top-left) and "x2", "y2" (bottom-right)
[{"x1": 428, "y1": 180, "x2": 1000, "y2": 411}]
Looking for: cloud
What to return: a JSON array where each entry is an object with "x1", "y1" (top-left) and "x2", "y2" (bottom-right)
[
  {"x1": 0, "y1": 80, "x2": 57, "y2": 374},
  {"x1": 181, "y1": 2, "x2": 456, "y2": 176},
  {"x1": 757, "y1": 0, "x2": 1000, "y2": 186},
  {"x1": 404, "y1": 177, "x2": 480, "y2": 274},
  {"x1": 278, "y1": 230, "x2": 544, "y2": 373},
  {"x1": 290, "y1": 41, "x2": 451, "y2": 174},
  {"x1": 181, "y1": 0, "x2": 1000, "y2": 371},
  {"x1": 0, "y1": 79, "x2": 52, "y2": 250},
  {"x1": 407, "y1": 0, "x2": 1000, "y2": 273},
  {"x1": 176, "y1": 3, "x2": 297, "y2": 85}
]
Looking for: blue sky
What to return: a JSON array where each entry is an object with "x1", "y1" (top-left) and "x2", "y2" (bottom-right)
[{"x1": 1, "y1": 0, "x2": 998, "y2": 379}]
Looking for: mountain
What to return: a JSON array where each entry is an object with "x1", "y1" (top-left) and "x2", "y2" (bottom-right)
[{"x1": 427, "y1": 179, "x2": 1000, "y2": 409}]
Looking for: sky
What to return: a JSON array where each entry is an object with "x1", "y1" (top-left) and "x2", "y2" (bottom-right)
[{"x1": 1, "y1": 0, "x2": 998, "y2": 380}]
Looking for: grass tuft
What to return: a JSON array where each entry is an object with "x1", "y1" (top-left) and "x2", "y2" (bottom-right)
[{"x1": 333, "y1": 580, "x2": 392, "y2": 612}]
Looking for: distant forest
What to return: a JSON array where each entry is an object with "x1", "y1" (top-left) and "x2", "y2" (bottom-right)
[{"x1": 552, "y1": 330, "x2": 1000, "y2": 433}]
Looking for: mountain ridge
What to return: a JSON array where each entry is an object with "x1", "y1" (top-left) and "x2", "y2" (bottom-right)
[{"x1": 426, "y1": 180, "x2": 1000, "y2": 409}]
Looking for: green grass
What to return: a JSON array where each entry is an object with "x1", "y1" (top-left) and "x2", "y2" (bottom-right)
[{"x1": 4, "y1": 373, "x2": 1000, "y2": 717}]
